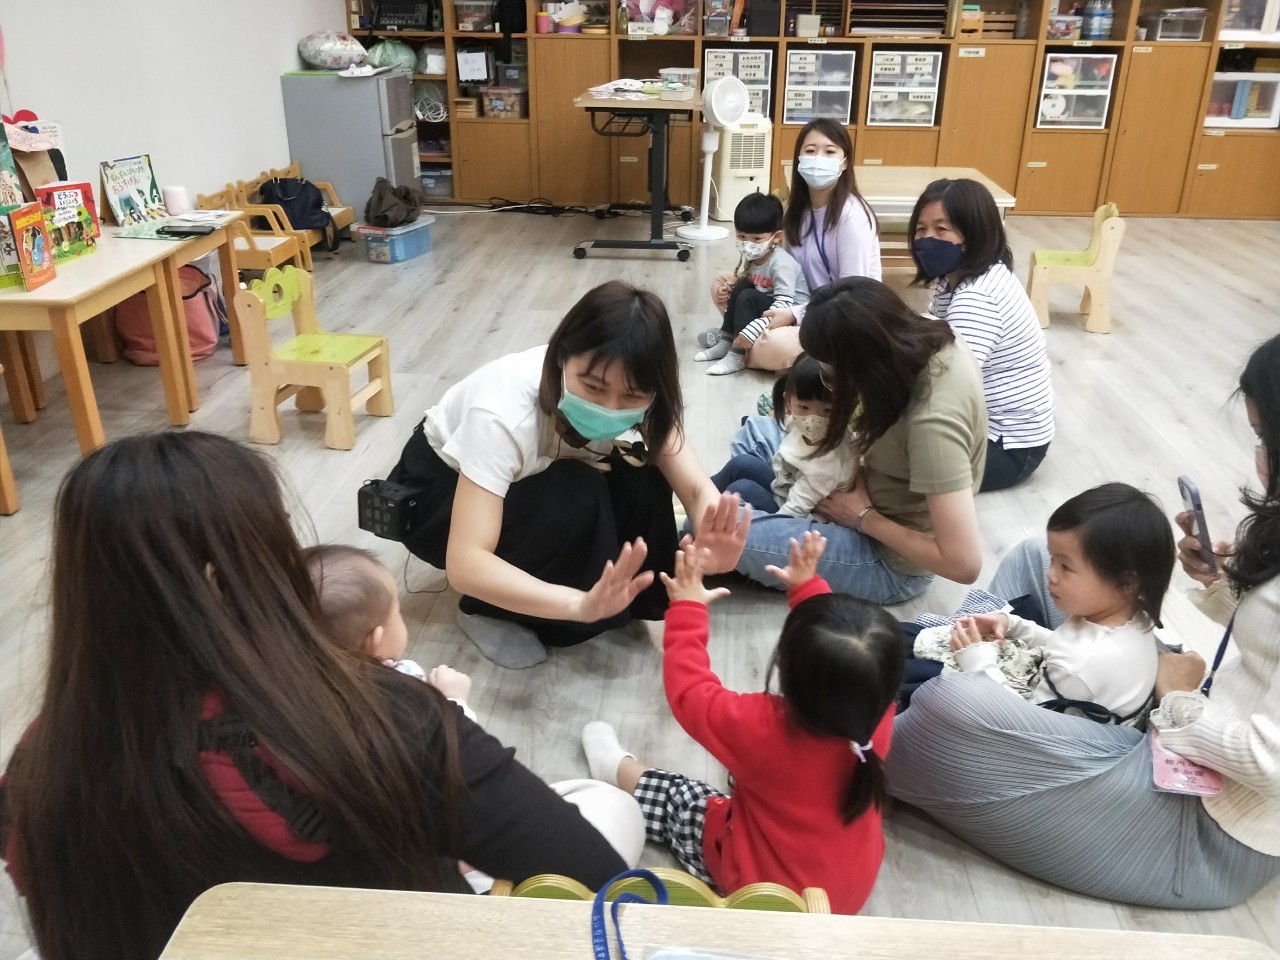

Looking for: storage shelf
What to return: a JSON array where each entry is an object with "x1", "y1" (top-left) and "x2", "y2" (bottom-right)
[
  {"x1": 1043, "y1": 39, "x2": 1128, "y2": 46},
  {"x1": 419, "y1": 154, "x2": 453, "y2": 161},
  {"x1": 370, "y1": 29, "x2": 445, "y2": 37},
  {"x1": 1202, "y1": 126, "x2": 1280, "y2": 135},
  {"x1": 454, "y1": 117, "x2": 532, "y2": 125}
]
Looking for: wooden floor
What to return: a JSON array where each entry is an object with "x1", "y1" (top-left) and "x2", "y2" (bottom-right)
[{"x1": 2, "y1": 210, "x2": 1278, "y2": 957}]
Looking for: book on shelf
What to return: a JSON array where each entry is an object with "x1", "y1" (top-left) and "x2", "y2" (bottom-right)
[
  {"x1": 35, "y1": 181, "x2": 100, "y2": 263},
  {"x1": 0, "y1": 204, "x2": 24, "y2": 288},
  {"x1": 100, "y1": 155, "x2": 168, "y2": 225},
  {"x1": 0, "y1": 125, "x2": 25, "y2": 208},
  {"x1": 7, "y1": 202, "x2": 58, "y2": 291}
]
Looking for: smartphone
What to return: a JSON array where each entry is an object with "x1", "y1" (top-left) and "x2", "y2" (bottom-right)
[
  {"x1": 157, "y1": 222, "x2": 216, "y2": 237},
  {"x1": 1177, "y1": 475, "x2": 1217, "y2": 574}
]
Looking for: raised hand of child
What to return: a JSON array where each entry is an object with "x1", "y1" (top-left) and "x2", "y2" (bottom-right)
[
  {"x1": 764, "y1": 530, "x2": 827, "y2": 589},
  {"x1": 660, "y1": 542, "x2": 731, "y2": 607},
  {"x1": 428, "y1": 664, "x2": 473, "y2": 702},
  {"x1": 949, "y1": 613, "x2": 1007, "y2": 652}
]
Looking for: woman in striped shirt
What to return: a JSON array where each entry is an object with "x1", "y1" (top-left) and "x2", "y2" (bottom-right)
[{"x1": 909, "y1": 178, "x2": 1055, "y2": 492}]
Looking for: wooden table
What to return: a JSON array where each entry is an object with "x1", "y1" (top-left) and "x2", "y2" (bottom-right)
[
  {"x1": 0, "y1": 214, "x2": 241, "y2": 454},
  {"x1": 851, "y1": 165, "x2": 1015, "y2": 221},
  {"x1": 160, "y1": 883, "x2": 1279, "y2": 960},
  {"x1": 573, "y1": 92, "x2": 702, "y2": 260}
]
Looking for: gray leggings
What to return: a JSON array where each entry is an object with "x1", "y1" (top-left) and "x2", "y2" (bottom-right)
[{"x1": 887, "y1": 671, "x2": 1280, "y2": 908}]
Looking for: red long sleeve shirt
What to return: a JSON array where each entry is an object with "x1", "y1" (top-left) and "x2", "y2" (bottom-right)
[{"x1": 663, "y1": 576, "x2": 895, "y2": 914}]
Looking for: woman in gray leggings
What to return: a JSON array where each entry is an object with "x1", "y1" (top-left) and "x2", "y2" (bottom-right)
[{"x1": 886, "y1": 334, "x2": 1280, "y2": 909}]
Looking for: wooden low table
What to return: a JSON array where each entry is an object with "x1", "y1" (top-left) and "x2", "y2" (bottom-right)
[
  {"x1": 854, "y1": 165, "x2": 1015, "y2": 222},
  {"x1": 0, "y1": 213, "x2": 242, "y2": 453},
  {"x1": 160, "y1": 882, "x2": 1278, "y2": 960}
]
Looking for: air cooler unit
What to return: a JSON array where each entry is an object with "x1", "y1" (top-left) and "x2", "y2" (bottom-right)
[{"x1": 710, "y1": 117, "x2": 773, "y2": 222}]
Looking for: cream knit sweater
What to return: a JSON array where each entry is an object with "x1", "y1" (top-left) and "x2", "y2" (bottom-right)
[{"x1": 1152, "y1": 575, "x2": 1280, "y2": 857}]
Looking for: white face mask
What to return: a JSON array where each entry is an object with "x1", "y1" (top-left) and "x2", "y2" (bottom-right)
[
  {"x1": 736, "y1": 238, "x2": 772, "y2": 261},
  {"x1": 790, "y1": 414, "x2": 829, "y2": 444},
  {"x1": 797, "y1": 155, "x2": 843, "y2": 190},
  {"x1": 1257, "y1": 443, "x2": 1270, "y2": 491}
]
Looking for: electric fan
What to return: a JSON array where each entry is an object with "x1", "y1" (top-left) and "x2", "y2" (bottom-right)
[{"x1": 676, "y1": 75, "x2": 750, "y2": 242}]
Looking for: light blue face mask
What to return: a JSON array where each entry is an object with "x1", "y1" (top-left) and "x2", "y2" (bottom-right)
[{"x1": 557, "y1": 383, "x2": 649, "y2": 442}]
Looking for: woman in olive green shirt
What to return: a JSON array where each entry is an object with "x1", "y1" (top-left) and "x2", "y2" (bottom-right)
[{"x1": 732, "y1": 277, "x2": 987, "y2": 604}]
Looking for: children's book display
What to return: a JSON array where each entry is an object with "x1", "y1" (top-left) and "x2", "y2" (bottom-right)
[
  {"x1": 0, "y1": 125, "x2": 24, "y2": 208},
  {"x1": 100, "y1": 155, "x2": 168, "y2": 225},
  {"x1": 35, "y1": 181, "x2": 100, "y2": 263},
  {"x1": 6, "y1": 202, "x2": 57, "y2": 291}
]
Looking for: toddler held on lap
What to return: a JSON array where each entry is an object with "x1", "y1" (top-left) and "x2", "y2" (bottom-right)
[
  {"x1": 903, "y1": 483, "x2": 1175, "y2": 725},
  {"x1": 304, "y1": 544, "x2": 476, "y2": 720}
]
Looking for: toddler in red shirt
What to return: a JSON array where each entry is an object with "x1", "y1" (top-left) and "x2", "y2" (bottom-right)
[{"x1": 583, "y1": 532, "x2": 904, "y2": 913}]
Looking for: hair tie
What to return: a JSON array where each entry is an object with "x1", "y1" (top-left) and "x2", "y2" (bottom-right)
[{"x1": 850, "y1": 739, "x2": 874, "y2": 763}]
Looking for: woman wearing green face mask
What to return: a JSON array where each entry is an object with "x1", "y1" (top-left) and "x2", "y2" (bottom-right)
[{"x1": 387, "y1": 281, "x2": 751, "y2": 669}]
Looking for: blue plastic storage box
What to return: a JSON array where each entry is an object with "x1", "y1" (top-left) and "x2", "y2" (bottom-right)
[{"x1": 356, "y1": 216, "x2": 435, "y2": 264}]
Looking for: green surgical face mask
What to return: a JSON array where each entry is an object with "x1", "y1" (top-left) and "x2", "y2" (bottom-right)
[{"x1": 557, "y1": 383, "x2": 648, "y2": 442}]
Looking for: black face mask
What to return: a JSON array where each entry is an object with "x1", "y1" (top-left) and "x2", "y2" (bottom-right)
[{"x1": 913, "y1": 236, "x2": 965, "y2": 278}]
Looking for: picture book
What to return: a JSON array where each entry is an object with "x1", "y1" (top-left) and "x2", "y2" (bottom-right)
[
  {"x1": 0, "y1": 125, "x2": 25, "y2": 208},
  {"x1": 100, "y1": 154, "x2": 168, "y2": 225},
  {"x1": 0, "y1": 204, "x2": 24, "y2": 289},
  {"x1": 36, "y1": 181, "x2": 100, "y2": 263},
  {"x1": 7, "y1": 202, "x2": 57, "y2": 291}
]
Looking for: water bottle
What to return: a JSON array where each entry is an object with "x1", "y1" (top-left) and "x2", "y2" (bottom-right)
[
  {"x1": 1098, "y1": 0, "x2": 1115, "y2": 38},
  {"x1": 1084, "y1": 0, "x2": 1103, "y2": 39}
]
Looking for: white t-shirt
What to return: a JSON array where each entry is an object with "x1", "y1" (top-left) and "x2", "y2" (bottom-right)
[
  {"x1": 953, "y1": 613, "x2": 1158, "y2": 722},
  {"x1": 422, "y1": 345, "x2": 612, "y2": 498},
  {"x1": 930, "y1": 263, "x2": 1055, "y2": 450}
]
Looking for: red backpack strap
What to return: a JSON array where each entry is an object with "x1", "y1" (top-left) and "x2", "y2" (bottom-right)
[{"x1": 197, "y1": 692, "x2": 331, "y2": 863}]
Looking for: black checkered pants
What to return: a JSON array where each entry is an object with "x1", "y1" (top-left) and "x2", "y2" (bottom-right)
[{"x1": 633, "y1": 768, "x2": 727, "y2": 884}]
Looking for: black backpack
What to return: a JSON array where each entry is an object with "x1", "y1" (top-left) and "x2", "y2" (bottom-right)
[{"x1": 258, "y1": 177, "x2": 339, "y2": 253}]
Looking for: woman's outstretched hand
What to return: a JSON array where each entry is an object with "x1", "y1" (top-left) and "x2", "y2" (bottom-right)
[
  {"x1": 765, "y1": 530, "x2": 827, "y2": 589},
  {"x1": 687, "y1": 493, "x2": 752, "y2": 573},
  {"x1": 575, "y1": 538, "x2": 653, "y2": 623},
  {"x1": 660, "y1": 542, "x2": 731, "y2": 606}
]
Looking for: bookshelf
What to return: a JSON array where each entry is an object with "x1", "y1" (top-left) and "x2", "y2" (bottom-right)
[{"x1": 340, "y1": 0, "x2": 1279, "y2": 217}]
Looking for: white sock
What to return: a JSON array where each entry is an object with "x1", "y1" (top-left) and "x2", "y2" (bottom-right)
[
  {"x1": 694, "y1": 337, "x2": 731, "y2": 362},
  {"x1": 707, "y1": 350, "x2": 748, "y2": 376},
  {"x1": 582, "y1": 721, "x2": 635, "y2": 787},
  {"x1": 457, "y1": 611, "x2": 546, "y2": 669}
]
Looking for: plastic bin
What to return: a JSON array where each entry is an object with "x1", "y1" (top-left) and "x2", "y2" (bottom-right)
[
  {"x1": 420, "y1": 167, "x2": 455, "y2": 198},
  {"x1": 498, "y1": 62, "x2": 529, "y2": 86},
  {"x1": 454, "y1": 0, "x2": 494, "y2": 31},
  {"x1": 356, "y1": 217, "x2": 435, "y2": 264},
  {"x1": 482, "y1": 85, "x2": 529, "y2": 118}
]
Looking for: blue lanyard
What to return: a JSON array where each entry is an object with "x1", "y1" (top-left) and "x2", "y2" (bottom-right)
[
  {"x1": 1200, "y1": 616, "x2": 1235, "y2": 697},
  {"x1": 591, "y1": 869, "x2": 668, "y2": 960},
  {"x1": 809, "y1": 210, "x2": 832, "y2": 281}
]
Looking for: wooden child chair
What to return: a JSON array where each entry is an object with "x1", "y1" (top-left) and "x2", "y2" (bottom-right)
[
  {"x1": 232, "y1": 266, "x2": 393, "y2": 450},
  {"x1": 196, "y1": 187, "x2": 304, "y2": 274},
  {"x1": 270, "y1": 160, "x2": 356, "y2": 237},
  {"x1": 490, "y1": 867, "x2": 830, "y2": 914},
  {"x1": 1026, "y1": 202, "x2": 1126, "y2": 334}
]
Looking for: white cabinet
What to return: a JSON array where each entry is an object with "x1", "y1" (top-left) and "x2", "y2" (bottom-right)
[
  {"x1": 1036, "y1": 52, "x2": 1117, "y2": 129},
  {"x1": 867, "y1": 50, "x2": 942, "y2": 126},
  {"x1": 782, "y1": 49, "x2": 857, "y2": 125},
  {"x1": 705, "y1": 47, "x2": 775, "y2": 117}
]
